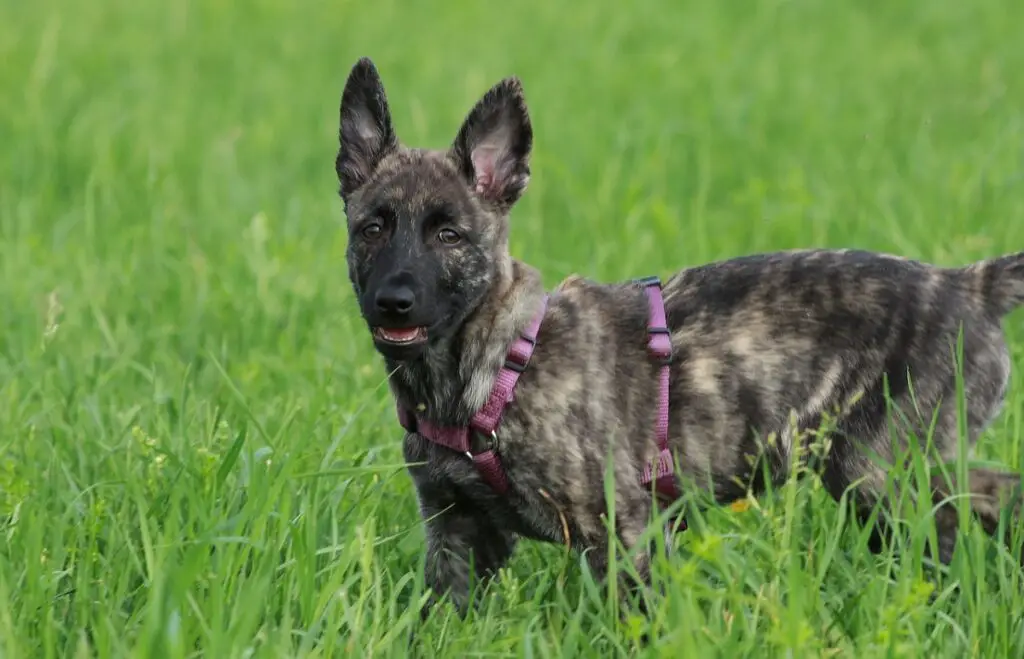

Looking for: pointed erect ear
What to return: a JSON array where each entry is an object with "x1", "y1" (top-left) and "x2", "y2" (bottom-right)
[
  {"x1": 450, "y1": 77, "x2": 533, "y2": 210},
  {"x1": 336, "y1": 57, "x2": 398, "y2": 203}
]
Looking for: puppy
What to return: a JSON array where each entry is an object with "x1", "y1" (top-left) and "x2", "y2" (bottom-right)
[{"x1": 336, "y1": 56, "x2": 1024, "y2": 616}]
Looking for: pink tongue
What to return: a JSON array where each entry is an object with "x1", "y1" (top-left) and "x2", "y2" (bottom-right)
[{"x1": 383, "y1": 328, "x2": 419, "y2": 341}]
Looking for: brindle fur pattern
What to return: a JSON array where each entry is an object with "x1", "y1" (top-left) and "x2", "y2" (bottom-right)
[{"x1": 336, "y1": 57, "x2": 1024, "y2": 616}]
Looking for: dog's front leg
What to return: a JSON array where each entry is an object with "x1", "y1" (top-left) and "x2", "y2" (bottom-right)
[
  {"x1": 419, "y1": 497, "x2": 517, "y2": 618},
  {"x1": 404, "y1": 438, "x2": 517, "y2": 620},
  {"x1": 404, "y1": 492, "x2": 516, "y2": 655}
]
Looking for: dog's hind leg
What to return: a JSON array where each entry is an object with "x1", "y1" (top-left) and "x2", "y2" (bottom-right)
[
  {"x1": 818, "y1": 444, "x2": 900, "y2": 555},
  {"x1": 819, "y1": 403, "x2": 1023, "y2": 564},
  {"x1": 928, "y1": 466, "x2": 1024, "y2": 563},
  {"x1": 824, "y1": 452, "x2": 1022, "y2": 564}
]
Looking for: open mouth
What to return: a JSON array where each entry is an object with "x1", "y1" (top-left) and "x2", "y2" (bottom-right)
[{"x1": 373, "y1": 326, "x2": 428, "y2": 345}]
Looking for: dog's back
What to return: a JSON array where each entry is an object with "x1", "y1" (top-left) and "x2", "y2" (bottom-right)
[
  {"x1": 660, "y1": 248, "x2": 1019, "y2": 489},
  {"x1": 502, "y1": 248, "x2": 1024, "y2": 564}
]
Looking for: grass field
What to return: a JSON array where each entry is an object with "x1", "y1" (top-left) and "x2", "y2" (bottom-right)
[{"x1": 3, "y1": 0, "x2": 1024, "y2": 656}]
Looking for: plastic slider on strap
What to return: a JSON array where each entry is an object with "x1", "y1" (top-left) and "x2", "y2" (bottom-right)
[
  {"x1": 647, "y1": 327, "x2": 672, "y2": 366},
  {"x1": 504, "y1": 336, "x2": 534, "y2": 373},
  {"x1": 636, "y1": 276, "x2": 673, "y2": 366}
]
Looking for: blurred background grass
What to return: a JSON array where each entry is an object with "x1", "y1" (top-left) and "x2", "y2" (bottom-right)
[{"x1": 2, "y1": 0, "x2": 1024, "y2": 656}]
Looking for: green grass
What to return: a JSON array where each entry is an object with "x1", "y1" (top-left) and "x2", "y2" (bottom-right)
[{"x1": 3, "y1": 0, "x2": 1024, "y2": 656}]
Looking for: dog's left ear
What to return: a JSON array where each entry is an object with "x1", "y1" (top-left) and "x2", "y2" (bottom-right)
[
  {"x1": 336, "y1": 57, "x2": 398, "y2": 204},
  {"x1": 450, "y1": 77, "x2": 533, "y2": 210}
]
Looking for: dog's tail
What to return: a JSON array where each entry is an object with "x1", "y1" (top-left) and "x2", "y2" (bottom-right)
[{"x1": 964, "y1": 251, "x2": 1024, "y2": 316}]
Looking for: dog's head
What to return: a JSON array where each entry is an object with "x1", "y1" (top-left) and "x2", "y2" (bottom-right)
[{"x1": 336, "y1": 57, "x2": 533, "y2": 361}]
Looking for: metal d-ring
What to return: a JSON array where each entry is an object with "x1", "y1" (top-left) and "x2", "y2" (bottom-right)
[{"x1": 466, "y1": 430, "x2": 498, "y2": 459}]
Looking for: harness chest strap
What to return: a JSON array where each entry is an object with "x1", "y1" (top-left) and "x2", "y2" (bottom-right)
[{"x1": 396, "y1": 295, "x2": 550, "y2": 494}]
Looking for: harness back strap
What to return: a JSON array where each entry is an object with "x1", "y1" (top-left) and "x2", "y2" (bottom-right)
[
  {"x1": 396, "y1": 295, "x2": 550, "y2": 494},
  {"x1": 635, "y1": 276, "x2": 680, "y2": 502}
]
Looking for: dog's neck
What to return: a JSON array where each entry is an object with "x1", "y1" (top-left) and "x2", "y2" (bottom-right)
[{"x1": 384, "y1": 259, "x2": 546, "y2": 425}]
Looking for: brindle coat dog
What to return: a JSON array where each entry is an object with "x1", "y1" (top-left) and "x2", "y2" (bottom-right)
[{"x1": 336, "y1": 57, "x2": 1024, "y2": 616}]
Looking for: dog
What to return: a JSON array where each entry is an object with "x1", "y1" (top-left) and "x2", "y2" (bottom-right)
[{"x1": 335, "y1": 56, "x2": 1024, "y2": 617}]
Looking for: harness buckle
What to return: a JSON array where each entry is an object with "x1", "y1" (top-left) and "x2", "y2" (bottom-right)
[{"x1": 634, "y1": 275, "x2": 662, "y2": 288}]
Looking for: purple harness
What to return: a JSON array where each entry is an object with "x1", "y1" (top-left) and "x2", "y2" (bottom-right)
[{"x1": 396, "y1": 277, "x2": 682, "y2": 520}]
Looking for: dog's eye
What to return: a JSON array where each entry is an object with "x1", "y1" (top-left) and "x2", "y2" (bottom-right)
[
  {"x1": 361, "y1": 222, "x2": 383, "y2": 240},
  {"x1": 438, "y1": 228, "x2": 461, "y2": 245}
]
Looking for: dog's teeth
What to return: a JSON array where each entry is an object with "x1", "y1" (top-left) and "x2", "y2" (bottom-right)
[{"x1": 379, "y1": 328, "x2": 423, "y2": 343}]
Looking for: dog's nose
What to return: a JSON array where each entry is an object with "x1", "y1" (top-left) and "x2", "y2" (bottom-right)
[{"x1": 375, "y1": 285, "x2": 415, "y2": 316}]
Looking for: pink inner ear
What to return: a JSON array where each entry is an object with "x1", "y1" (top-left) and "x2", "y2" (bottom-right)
[{"x1": 471, "y1": 146, "x2": 501, "y2": 197}]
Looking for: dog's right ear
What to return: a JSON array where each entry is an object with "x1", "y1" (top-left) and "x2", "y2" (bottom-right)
[{"x1": 336, "y1": 57, "x2": 398, "y2": 204}]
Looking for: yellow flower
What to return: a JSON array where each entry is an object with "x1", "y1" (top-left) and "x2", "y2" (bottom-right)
[{"x1": 729, "y1": 499, "x2": 751, "y2": 513}]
